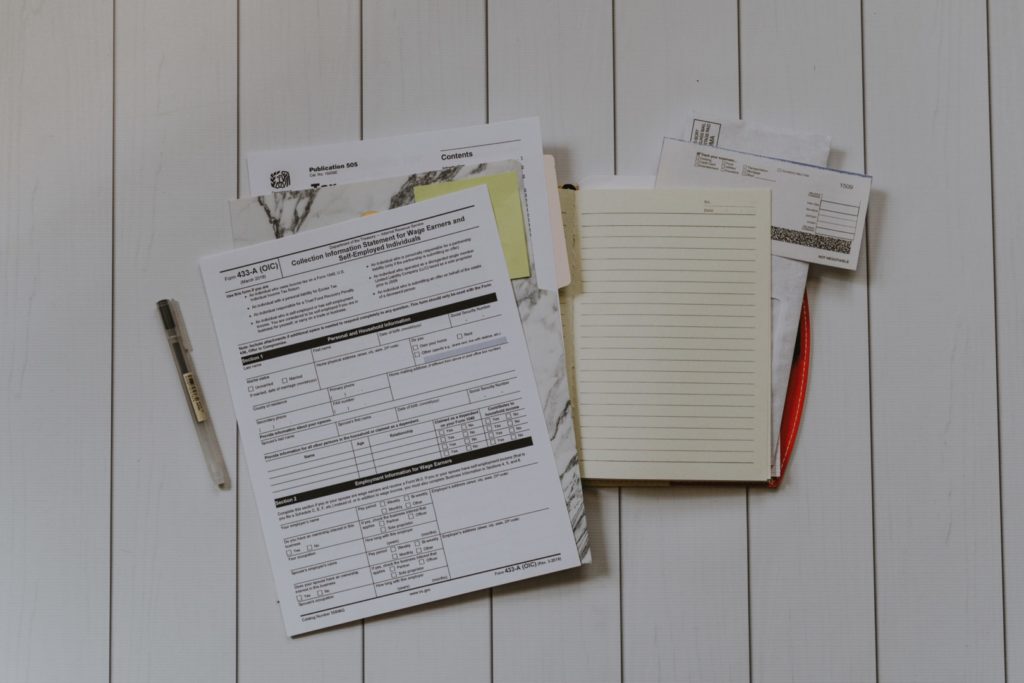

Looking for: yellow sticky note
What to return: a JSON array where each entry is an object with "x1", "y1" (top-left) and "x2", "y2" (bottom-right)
[{"x1": 414, "y1": 172, "x2": 531, "y2": 279}]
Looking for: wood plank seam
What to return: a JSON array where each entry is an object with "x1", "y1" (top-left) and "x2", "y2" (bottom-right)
[
  {"x1": 983, "y1": 0, "x2": 1011, "y2": 676},
  {"x1": 859, "y1": 1, "x2": 881, "y2": 679}
]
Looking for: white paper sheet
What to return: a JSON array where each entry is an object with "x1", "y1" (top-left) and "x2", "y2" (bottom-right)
[
  {"x1": 247, "y1": 118, "x2": 558, "y2": 290},
  {"x1": 228, "y1": 161, "x2": 591, "y2": 563},
  {"x1": 687, "y1": 114, "x2": 831, "y2": 164},
  {"x1": 544, "y1": 155, "x2": 572, "y2": 288},
  {"x1": 201, "y1": 186, "x2": 580, "y2": 634}
]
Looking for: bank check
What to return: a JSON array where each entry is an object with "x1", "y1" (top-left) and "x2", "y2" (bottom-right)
[{"x1": 657, "y1": 137, "x2": 872, "y2": 270}]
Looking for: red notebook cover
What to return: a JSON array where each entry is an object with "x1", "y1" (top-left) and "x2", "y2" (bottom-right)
[{"x1": 768, "y1": 292, "x2": 811, "y2": 488}]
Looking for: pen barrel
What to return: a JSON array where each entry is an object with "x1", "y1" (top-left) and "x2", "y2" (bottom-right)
[
  {"x1": 164, "y1": 331, "x2": 209, "y2": 424},
  {"x1": 171, "y1": 338, "x2": 230, "y2": 489},
  {"x1": 158, "y1": 298, "x2": 230, "y2": 490},
  {"x1": 179, "y1": 365, "x2": 210, "y2": 423},
  {"x1": 195, "y1": 418, "x2": 231, "y2": 489}
]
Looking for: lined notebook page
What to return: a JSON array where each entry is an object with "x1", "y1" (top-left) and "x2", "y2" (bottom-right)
[{"x1": 571, "y1": 188, "x2": 772, "y2": 482}]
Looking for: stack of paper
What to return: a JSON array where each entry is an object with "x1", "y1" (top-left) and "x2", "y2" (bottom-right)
[
  {"x1": 204, "y1": 119, "x2": 591, "y2": 635},
  {"x1": 658, "y1": 115, "x2": 871, "y2": 478},
  {"x1": 199, "y1": 113, "x2": 871, "y2": 634},
  {"x1": 566, "y1": 114, "x2": 870, "y2": 482}
]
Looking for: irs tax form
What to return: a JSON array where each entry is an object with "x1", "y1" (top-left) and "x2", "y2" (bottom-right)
[{"x1": 201, "y1": 186, "x2": 580, "y2": 634}]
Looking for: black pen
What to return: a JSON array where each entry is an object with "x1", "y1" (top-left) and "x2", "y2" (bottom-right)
[{"x1": 157, "y1": 299, "x2": 230, "y2": 489}]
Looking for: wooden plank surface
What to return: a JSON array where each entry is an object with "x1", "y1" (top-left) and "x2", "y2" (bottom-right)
[
  {"x1": 623, "y1": 489, "x2": 749, "y2": 682},
  {"x1": 0, "y1": 1, "x2": 112, "y2": 681},
  {"x1": 110, "y1": 0, "x2": 238, "y2": 679},
  {"x1": 863, "y1": 1, "x2": 1004, "y2": 679},
  {"x1": 362, "y1": 0, "x2": 486, "y2": 137},
  {"x1": 361, "y1": 2, "x2": 491, "y2": 681},
  {"x1": 238, "y1": 0, "x2": 364, "y2": 193},
  {"x1": 989, "y1": 1, "x2": 1023, "y2": 680},
  {"x1": 741, "y1": 1, "x2": 877, "y2": 681},
  {"x1": 236, "y1": 1, "x2": 364, "y2": 679},
  {"x1": 5, "y1": 1, "x2": 1022, "y2": 680},
  {"x1": 493, "y1": 489, "x2": 620, "y2": 683},
  {"x1": 614, "y1": 3, "x2": 749, "y2": 681},
  {"x1": 486, "y1": 2, "x2": 620, "y2": 681},
  {"x1": 487, "y1": 0, "x2": 614, "y2": 183},
  {"x1": 614, "y1": 0, "x2": 740, "y2": 177}
]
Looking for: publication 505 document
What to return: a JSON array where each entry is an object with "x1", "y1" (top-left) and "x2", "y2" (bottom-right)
[
  {"x1": 200, "y1": 186, "x2": 580, "y2": 635},
  {"x1": 247, "y1": 118, "x2": 559, "y2": 290}
]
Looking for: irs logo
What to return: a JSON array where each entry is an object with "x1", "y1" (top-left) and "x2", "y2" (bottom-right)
[{"x1": 269, "y1": 170, "x2": 291, "y2": 189}]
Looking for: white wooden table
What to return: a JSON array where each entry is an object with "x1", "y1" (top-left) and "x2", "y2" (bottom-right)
[{"x1": 3, "y1": 1, "x2": 1020, "y2": 681}]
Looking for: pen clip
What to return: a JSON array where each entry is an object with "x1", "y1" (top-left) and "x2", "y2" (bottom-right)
[{"x1": 169, "y1": 299, "x2": 193, "y2": 352}]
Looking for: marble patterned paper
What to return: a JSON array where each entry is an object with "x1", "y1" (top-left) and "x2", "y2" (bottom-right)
[{"x1": 230, "y1": 160, "x2": 590, "y2": 562}]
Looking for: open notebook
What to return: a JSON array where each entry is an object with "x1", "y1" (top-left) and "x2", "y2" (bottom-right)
[{"x1": 560, "y1": 188, "x2": 774, "y2": 483}]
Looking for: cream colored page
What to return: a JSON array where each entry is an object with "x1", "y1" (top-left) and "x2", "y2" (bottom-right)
[{"x1": 572, "y1": 188, "x2": 772, "y2": 481}]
